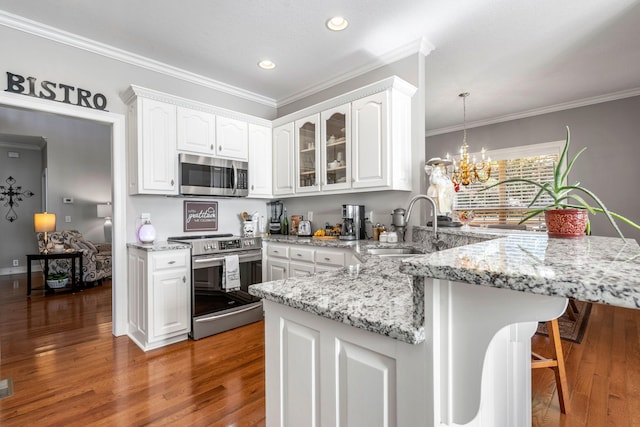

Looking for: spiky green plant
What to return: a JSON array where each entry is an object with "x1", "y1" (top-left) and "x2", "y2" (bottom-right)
[{"x1": 482, "y1": 126, "x2": 640, "y2": 240}]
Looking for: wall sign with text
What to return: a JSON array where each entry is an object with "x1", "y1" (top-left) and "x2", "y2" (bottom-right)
[
  {"x1": 184, "y1": 201, "x2": 218, "y2": 232},
  {"x1": 4, "y1": 71, "x2": 108, "y2": 111}
]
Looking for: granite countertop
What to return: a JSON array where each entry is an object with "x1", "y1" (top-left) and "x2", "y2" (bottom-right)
[
  {"x1": 126, "y1": 241, "x2": 191, "y2": 252},
  {"x1": 251, "y1": 230, "x2": 640, "y2": 345},
  {"x1": 401, "y1": 233, "x2": 640, "y2": 310},
  {"x1": 250, "y1": 253, "x2": 426, "y2": 344}
]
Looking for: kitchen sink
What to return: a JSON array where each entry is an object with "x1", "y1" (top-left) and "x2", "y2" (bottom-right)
[{"x1": 365, "y1": 247, "x2": 423, "y2": 257}]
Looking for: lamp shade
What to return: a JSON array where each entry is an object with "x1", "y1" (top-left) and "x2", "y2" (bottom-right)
[
  {"x1": 34, "y1": 212, "x2": 56, "y2": 233},
  {"x1": 97, "y1": 203, "x2": 112, "y2": 218}
]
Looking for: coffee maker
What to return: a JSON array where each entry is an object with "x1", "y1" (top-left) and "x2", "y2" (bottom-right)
[{"x1": 340, "y1": 204, "x2": 366, "y2": 240}]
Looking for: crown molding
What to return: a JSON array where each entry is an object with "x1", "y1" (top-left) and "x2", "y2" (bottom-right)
[
  {"x1": 0, "y1": 10, "x2": 277, "y2": 108},
  {"x1": 277, "y1": 37, "x2": 433, "y2": 108},
  {"x1": 426, "y1": 87, "x2": 640, "y2": 137}
]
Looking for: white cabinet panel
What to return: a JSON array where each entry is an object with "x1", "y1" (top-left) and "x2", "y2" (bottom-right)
[
  {"x1": 176, "y1": 106, "x2": 215, "y2": 155},
  {"x1": 248, "y1": 123, "x2": 273, "y2": 197},
  {"x1": 151, "y1": 269, "x2": 190, "y2": 341},
  {"x1": 273, "y1": 123, "x2": 295, "y2": 195},
  {"x1": 131, "y1": 98, "x2": 178, "y2": 195},
  {"x1": 351, "y1": 91, "x2": 388, "y2": 189},
  {"x1": 282, "y1": 320, "x2": 320, "y2": 427},
  {"x1": 216, "y1": 116, "x2": 248, "y2": 160},
  {"x1": 337, "y1": 340, "x2": 397, "y2": 427},
  {"x1": 127, "y1": 247, "x2": 191, "y2": 351},
  {"x1": 267, "y1": 258, "x2": 289, "y2": 280},
  {"x1": 289, "y1": 261, "x2": 315, "y2": 277}
]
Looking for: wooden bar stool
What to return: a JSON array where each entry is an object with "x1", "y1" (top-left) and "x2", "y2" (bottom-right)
[{"x1": 532, "y1": 318, "x2": 570, "y2": 413}]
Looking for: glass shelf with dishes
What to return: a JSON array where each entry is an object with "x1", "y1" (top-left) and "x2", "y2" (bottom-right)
[
  {"x1": 297, "y1": 118, "x2": 319, "y2": 191},
  {"x1": 321, "y1": 106, "x2": 350, "y2": 189}
]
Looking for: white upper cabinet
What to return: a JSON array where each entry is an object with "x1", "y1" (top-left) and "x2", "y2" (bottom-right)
[
  {"x1": 351, "y1": 92, "x2": 388, "y2": 189},
  {"x1": 320, "y1": 104, "x2": 351, "y2": 192},
  {"x1": 216, "y1": 116, "x2": 249, "y2": 161},
  {"x1": 176, "y1": 106, "x2": 216, "y2": 155},
  {"x1": 271, "y1": 76, "x2": 416, "y2": 197},
  {"x1": 273, "y1": 123, "x2": 295, "y2": 196},
  {"x1": 248, "y1": 123, "x2": 273, "y2": 198},
  {"x1": 295, "y1": 114, "x2": 321, "y2": 193},
  {"x1": 127, "y1": 96, "x2": 178, "y2": 195}
]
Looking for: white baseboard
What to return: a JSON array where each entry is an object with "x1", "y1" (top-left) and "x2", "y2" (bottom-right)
[{"x1": 0, "y1": 266, "x2": 42, "y2": 276}]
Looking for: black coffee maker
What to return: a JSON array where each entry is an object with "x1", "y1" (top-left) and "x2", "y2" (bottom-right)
[
  {"x1": 267, "y1": 201, "x2": 283, "y2": 234},
  {"x1": 340, "y1": 204, "x2": 366, "y2": 240}
]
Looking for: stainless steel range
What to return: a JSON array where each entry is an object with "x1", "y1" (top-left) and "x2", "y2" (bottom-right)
[{"x1": 168, "y1": 234, "x2": 263, "y2": 340}]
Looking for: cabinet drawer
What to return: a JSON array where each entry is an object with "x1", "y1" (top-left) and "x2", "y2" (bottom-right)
[
  {"x1": 289, "y1": 246, "x2": 315, "y2": 263},
  {"x1": 267, "y1": 244, "x2": 290, "y2": 259},
  {"x1": 152, "y1": 252, "x2": 188, "y2": 271},
  {"x1": 315, "y1": 250, "x2": 345, "y2": 267}
]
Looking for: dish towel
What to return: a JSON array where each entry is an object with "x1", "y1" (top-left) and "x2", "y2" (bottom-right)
[{"x1": 223, "y1": 254, "x2": 241, "y2": 292}]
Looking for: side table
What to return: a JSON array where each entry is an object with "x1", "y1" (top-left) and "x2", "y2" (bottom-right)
[{"x1": 26, "y1": 251, "x2": 84, "y2": 296}]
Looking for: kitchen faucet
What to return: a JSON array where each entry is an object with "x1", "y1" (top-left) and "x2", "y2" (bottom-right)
[{"x1": 391, "y1": 195, "x2": 438, "y2": 242}]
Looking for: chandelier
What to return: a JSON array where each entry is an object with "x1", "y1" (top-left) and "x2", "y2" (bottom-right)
[{"x1": 445, "y1": 92, "x2": 491, "y2": 186}]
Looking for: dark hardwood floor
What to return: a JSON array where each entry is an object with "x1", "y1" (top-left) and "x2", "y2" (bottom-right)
[{"x1": 1, "y1": 273, "x2": 639, "y2": 426}]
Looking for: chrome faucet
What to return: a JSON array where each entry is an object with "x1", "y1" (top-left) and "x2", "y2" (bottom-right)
[{"x1": 391, "y1": 195, "x2": 438, "y2": 242}]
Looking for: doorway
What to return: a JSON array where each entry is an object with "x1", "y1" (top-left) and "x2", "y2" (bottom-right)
[{"x1": 0, "y1": 91, "x2": 127, "y2": 336}]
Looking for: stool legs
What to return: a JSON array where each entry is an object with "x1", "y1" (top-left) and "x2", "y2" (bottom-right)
[{"x1": 532, "y1": 318, "x2": 570, "y2": 413}]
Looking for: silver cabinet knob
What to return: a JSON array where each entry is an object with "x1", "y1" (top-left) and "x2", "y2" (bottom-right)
[
  {"x1": 183, "y1": 276, "x2": 186, "y2": 283},
  {"x1": 251, "y1": 185, "x2": 254, "y2": 190},
  {"x1": 210, "y1": 144, "x2": 214, "y2": 150},
  {"x1": 171, "y1": 179, "x2": 174, "y2": 186},
  {"x1": 219, "y1": 145, "x2": 223, "y2": 151}
]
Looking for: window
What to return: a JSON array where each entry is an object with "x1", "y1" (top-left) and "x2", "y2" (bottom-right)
[{"x1": 453, "y1": 141, "x2": 564, "y2": 228}]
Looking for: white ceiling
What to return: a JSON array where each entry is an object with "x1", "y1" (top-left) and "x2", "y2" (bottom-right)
[{"x1": 1, "y1": 0, "x2": 640, "y2": 133}]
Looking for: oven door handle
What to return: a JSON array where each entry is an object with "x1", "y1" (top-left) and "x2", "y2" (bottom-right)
[
  {"x1": 194, "y1": 302, "x2": 262, "y2": 322},
  {"x1": 192, "y1": 251, "x2": 262, "y2": 267}
]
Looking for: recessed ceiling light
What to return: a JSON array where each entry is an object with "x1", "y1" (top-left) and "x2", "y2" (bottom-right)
[
  {"x1": 326, "y1": 16, "x2": 348, "y2": 31},
  {"x1": 258, "y1": 60, "x2": 276, "y2": 70}
]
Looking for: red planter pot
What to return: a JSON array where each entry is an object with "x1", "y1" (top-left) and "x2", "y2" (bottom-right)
[{"x1": 544, "y1": 209, "x2": 588, "y2": 238}]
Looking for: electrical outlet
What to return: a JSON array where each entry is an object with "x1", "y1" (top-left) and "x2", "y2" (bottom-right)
[
  {"x1": 367, "y1": 210, "x2": 374, "y2": 222},
  {"x1": 12, "y1": 259, "x2": 18, "y2": 267},
  {"x1": 141, "y1": 213, "x2": 151, "y2": 221},
  {"x1": 65, "y1": 216, "x2": 72, "y2": 223},
  {"x1": 307, "y1": 211, "x2": 313, "y2": 221}
]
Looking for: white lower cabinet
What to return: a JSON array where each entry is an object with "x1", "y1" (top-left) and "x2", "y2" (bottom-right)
[
  {"x1": 128, "y1": 247, "x2": 191, "y2": 351},
  {"x1": 263, "y1": 242, "x2": 354, "y2": 281},
  {"x1": 264, "y1": 300, "x2": 425, "y2": 426}
]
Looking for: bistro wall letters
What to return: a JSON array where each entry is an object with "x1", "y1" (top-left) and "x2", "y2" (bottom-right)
[{"x1": 5, "y1": 71, "x2": 108, "y2": 111}]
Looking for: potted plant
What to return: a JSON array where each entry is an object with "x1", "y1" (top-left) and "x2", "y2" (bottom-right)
[
  {"x1": 46, "y1": 272, "x2": 69, "y2": 289},
  {"x1": 483, "y1": 126, "x2": 640, "y2": 239}
]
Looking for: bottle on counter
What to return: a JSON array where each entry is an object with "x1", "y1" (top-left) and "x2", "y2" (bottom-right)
[{"x1": 282, "y1": 207, "x2": 289, "y2": 235}]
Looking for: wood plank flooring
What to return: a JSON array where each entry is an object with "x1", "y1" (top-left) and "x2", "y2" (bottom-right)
[{"x1": 1, "y1": 273, "x2": 639, "y2": 426}]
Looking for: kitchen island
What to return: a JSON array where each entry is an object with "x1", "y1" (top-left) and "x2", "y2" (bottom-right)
[{"x1": 249, "y1": 230, "x2": 640, "y2": 426}]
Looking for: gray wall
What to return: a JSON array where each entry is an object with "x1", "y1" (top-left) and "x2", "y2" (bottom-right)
[
  {"x1": 0, "y1": 143, "x2": 42, "y2": 273},
  {"x1": 426, "y1": 95, "x2": 640, "y2": 242}
]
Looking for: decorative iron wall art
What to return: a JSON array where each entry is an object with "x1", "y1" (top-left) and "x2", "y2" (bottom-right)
[{"x1": 0, "y1": 176, "x2": 34, "y2": 222}]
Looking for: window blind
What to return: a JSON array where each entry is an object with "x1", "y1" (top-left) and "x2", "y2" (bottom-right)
[{"x1": 453, "y1": 142, "x2": 563, "y2": 227}]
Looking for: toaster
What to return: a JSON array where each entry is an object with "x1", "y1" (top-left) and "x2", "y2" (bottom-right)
[{"x1": 298, "y1": 220, "x2": 312, "y2": 236}]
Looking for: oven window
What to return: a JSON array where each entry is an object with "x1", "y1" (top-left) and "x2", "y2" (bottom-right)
[
  {"x1": 193, "y1": 259, "x2": 262, "y2": 293},
  {"x1": 182, "y1": 163, "x2": 213, "y2": 188}
]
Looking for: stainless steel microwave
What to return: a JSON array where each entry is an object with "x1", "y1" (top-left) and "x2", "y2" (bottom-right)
[{"x1": 179, "y1": 153, "x2": 248, "y2": 197}]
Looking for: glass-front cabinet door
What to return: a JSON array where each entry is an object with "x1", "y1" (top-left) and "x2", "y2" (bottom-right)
[
  {"x1": 294, "y1": 114, "x2": 320, "y2": 193},
  {"x1": 321, "y1": 104, "x2": 351, "y2": 191}
]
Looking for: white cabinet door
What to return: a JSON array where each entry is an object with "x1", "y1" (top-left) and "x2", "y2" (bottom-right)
[
  {"x1": 150, "y1": 268, "x2": 190, "y2": 342},
  {"x1": 267, "y1": 258, "x2": 289, "y2": 281},
  {"x1": 351, "y1": 91, "x2": 389, "y2": 189},
  {"x1": 176, "y1": 106, "x2": 215, "y2": 155},
  {"x1": 248, "y1": 123, "x2": 273, "y2": 198},
  {"x1": 216, "y1": 116, "x2": 249, "y2": 160},
  {"x1": 321, "y1": 104, "x2": 351, "y2": 191},
  {"x1": 273, "y1": 123, "x2": 295, "y2": 195},
  {"x1": 140, "y1": 98, "x2": 178, "y2": 194},
  {"x1": 289, "y1": 261, "x2": 315, "y2": 277},
  {"x1": 295, "y1": 113, "x2": 321, "y2": 193}
]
